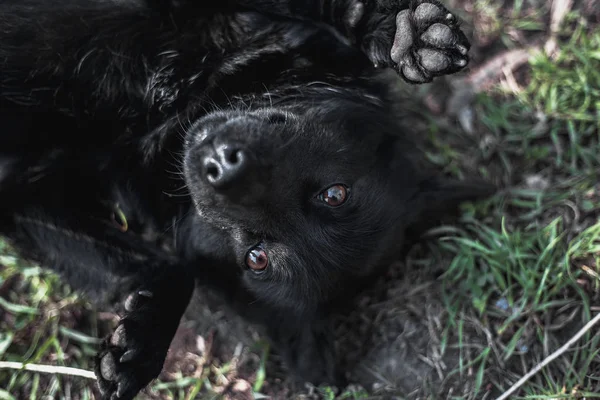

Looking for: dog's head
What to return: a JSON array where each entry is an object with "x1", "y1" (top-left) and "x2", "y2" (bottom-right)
[{"x1": 182, "y1": 84, "x2": 494, "y2": 315}]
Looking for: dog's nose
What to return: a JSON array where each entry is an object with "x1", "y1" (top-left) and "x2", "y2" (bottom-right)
[{"x1": 202, "y1": 143, "x2": 249, "y2": 189}]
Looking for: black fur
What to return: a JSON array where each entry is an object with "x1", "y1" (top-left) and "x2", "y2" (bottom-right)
[{"x1": 0, "y1": 0, "x2": 493, "y2": 398}]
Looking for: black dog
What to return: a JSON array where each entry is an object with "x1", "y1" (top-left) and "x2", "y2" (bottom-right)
[{"x1": 0, "y1": 0, "x2": 494, "y2": 398}]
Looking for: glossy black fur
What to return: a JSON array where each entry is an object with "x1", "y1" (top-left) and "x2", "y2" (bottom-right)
[{"x1": 0, "y1": 0, "x2": 493, "y2": 398}]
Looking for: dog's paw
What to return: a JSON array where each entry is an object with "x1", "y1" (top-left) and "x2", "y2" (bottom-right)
[
  {"x1": 390, "y1": 1, "x2": 469, "y2": 83},
  {"x1": 95, "y1": 289, "x2": 171, "y2": 400}
]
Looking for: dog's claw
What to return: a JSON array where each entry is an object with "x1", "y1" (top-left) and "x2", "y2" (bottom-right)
[
  {"x1": 455, "y1": 58, "x2": 467, "y2": 67},
  {"x1": 124, "y1": 290, "x2": 153, "y2": 311},
  {"x1": 110, "y1": 324, "x2": 127, "y2": 346},
  {"x1": 120, "y1": 349, "x2": 138, "y2": 363},
  {"x1": 138, "y1": 290, "x2": 153, "y2": 298},
  {"x1": 116, "y1": 379, "x2": 134, "y2": 399}
]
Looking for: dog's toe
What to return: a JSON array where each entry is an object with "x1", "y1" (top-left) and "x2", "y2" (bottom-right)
[
  {"x1": 401, "y1": 64, "x2": 428, "y2": 83},
  {"x1": 99, "y1": 352, "x2": 118, "y2": 382},
  {"x1": 420, "y1": 23, "x2": 455, "y2": 47},
  {"x1": 417, "y1": 48, "x2": 450, "y2": 72},
  {"x1": 413, "y1": 3, "x2": 445, "y2": 24},
  {"x1": 390, "y1": 10, "x2": 414, "y2": 64}
]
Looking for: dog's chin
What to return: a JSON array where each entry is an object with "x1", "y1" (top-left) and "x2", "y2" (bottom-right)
[{"x1": 248, "y1": 282, "x2": 322, "y2": 316}]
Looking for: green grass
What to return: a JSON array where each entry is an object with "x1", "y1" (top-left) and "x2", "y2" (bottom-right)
[
  {"x1": 411, "y1": 9, "x2": 600, "y2": 398},
  {"x1": 0, "y1": 240, "x2": 272, "y2": 399},
  {"x1": 0, "y1": 244, "x2": 100, "y2": 400},
  {"x1": 1, "y1": 2, "x2": 600, "y2": 400},
  {"x1": 431, "y1": 210, "x2": 600, "y2": 398}
]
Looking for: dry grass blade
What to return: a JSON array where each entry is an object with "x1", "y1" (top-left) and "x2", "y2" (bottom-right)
[
  {"x1": 0, "y1": 361, "x2": 97, "y2": 380},
  {"x1": 446, "y1": 47, "x2": 538, "y2": 116},
  {"x1": 545, "y1": 0, "x2": 574, "y2": 57},
  {"x1": 495, "y1": 312, "x2": 600, "y2": 400}
]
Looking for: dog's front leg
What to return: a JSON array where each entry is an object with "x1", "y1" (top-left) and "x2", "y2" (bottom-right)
[
  {"x1": 265, "y1": 311, "x2": 346, "y2": 388},
  {"x1": 239, "y1": 0, "x2": 471, "y2": 83},
  {"x1": 95, "y1": 268, "x2": 195, "y2": 400},
  {"x1": 1, "y1": 209, "x2": 194, "y2": 400}
]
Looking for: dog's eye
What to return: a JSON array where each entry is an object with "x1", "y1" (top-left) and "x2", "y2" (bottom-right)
[
  {"x1": 317, "y1": 184, "x2": 348, "y2": 207},
  {"x1": 246, "y1": 245, "x2": 268, "y2": 272}
]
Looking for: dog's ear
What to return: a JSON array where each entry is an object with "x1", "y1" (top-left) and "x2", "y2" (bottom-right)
[
  {"x1": 407, "y1": 176, "x2": 497, "y2": 235},
  {"x1": 415, "y1": 177, "x2": 496, "y2": 211}
]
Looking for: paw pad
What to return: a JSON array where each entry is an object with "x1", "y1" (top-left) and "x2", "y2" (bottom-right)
[
  {"x1": 413, "y1": 3, "x2": 444, "y2": 23},
  {"x1": 110, "y1": 324, "x2": 127, "y2": 347},
  {"x1": 100, "y1": 352, "x2": 117, "y2": 381},
  {"x1": 390, "y1": 10, "x2": 413, "y2": 63},
  {"x1": 390, "y1": 1, "x2": 470, "y2": 83},
  {"x1": 417, "y1": 48, "x2": 450, "y2": 72},
  {"x1": 420, "y1": 23, "x2": 455, "y2": 47}
]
